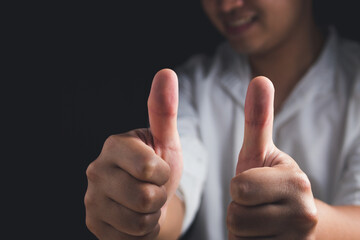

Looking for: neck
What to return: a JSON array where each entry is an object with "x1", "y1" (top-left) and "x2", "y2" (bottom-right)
[{"x1": 249, "y1": 23, "x2": 325, "y2": 113}]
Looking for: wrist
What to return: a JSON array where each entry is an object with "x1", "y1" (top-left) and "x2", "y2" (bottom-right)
[{"x1": 157, "y1": 194, "x2": 185, "y2": 240}]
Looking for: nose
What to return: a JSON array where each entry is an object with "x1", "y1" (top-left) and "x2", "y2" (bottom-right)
[{"x1": 219, "y1": 0, "x2": 244, "y2": 13}]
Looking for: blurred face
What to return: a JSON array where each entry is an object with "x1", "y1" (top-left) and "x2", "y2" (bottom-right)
[{"x1": 201, "y1": 0, "x2": 313, "y2": 55}]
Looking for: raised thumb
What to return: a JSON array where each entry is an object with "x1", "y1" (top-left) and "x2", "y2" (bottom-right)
[
  {"x1": 237, "y1": 76, "x2": 275, "y2": 173},
  {"x1": 148, "y1": 68, "x2": 179, "y2": 149}
]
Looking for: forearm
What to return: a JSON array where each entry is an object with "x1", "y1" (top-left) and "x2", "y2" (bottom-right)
[
  {"x1": 157, "y1": 195, "x2": 185, "y2": 240},
  {"x1": 315, "y1": 199, "x2": 360, "y2": 239}
]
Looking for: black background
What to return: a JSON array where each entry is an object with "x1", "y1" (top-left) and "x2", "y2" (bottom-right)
[
  {"x1": 61, "y1": 1, "x2": 360, "y2": 239},
  {"x1": 61, "y1": 2, "x2": 222, "y2": 239}
]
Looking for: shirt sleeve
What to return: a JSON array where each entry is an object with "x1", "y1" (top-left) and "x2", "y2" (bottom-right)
[
  {"x1": 176, "y1": 66, "x2": 208, "y2": 234},
  {"x1": 333, "y1": 77, "x2": 360, "y2": 205},
  {"x1": 333, "y1": 137, "x2": 360, "y2": 205}
]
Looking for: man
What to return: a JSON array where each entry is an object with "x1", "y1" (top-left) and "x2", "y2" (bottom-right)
[{"x1": 84, "y1": 0, "x2": 360, "y2": 239}]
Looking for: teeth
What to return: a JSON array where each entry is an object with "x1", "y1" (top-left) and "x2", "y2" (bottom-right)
[{"x1": 229, "y1": 16, "x2": 254, "y2": 27}]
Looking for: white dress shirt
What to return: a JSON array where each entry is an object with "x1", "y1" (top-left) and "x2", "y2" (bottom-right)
[{"x1": 176, "y1": 27, "x2": 360, "y2": 240}]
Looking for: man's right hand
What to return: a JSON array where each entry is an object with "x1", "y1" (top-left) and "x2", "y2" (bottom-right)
[{"x1": 84, "y1": 69, "x2": 183, "y2": 239}]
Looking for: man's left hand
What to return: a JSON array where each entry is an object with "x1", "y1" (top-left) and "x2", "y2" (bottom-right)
[{"x1": 227, "y1": 76, "x2": 318, "y2": 239}]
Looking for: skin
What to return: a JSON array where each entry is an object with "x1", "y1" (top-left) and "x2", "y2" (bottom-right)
[
  {"x1": 85, "y1": 70, "x2": 184, "y2": 240},
  {"x1": 228, "y1": 76, "x2": 318, "y2": 239},
  {"x1": 85, "y1": 0, "x2": 360, "y2": 239},
  {"x1": 201, "y1": 0, "x2": 324, "y2": 112},
  {"x1": 201, "y1": 0, "x2": 360, "y2": 239}
]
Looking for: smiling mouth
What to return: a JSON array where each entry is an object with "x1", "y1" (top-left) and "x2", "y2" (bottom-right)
[
  {"x1": 225, "y1": 15, "x2": 257, "y2": 35},
  {"x1": 228, "y1": 15, "x2": 257, "y2": 27},
  {"x1": 228, "y1": 15, "x2": 256, "y2": 27}
]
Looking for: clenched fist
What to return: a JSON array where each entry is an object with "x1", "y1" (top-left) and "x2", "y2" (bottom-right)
[
  {"x1": 84, "y1": 69, "x2": 183, "y2": 239},
  {"x1": 227, "y1": 77, "x2": 318, "y2": 239}
]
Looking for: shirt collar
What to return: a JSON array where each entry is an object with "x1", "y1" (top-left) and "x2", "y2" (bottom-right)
[
  {"x1": 218, "y1": 43, "x2": 251, "y2": 107},
  {"x1": 218, "y1": 26, "x2": 339, "y2": 113},
  {"x1": 275, "y1": 26, "x2": 338, "y2": 122}
]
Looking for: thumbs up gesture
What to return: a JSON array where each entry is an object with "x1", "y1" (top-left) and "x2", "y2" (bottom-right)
[
  {"x1": 227, "y1": 77, "x2": 318, "y2": 239},
  {"x1": 85, "y1": 69, "x2": 183, "y2": 239}
]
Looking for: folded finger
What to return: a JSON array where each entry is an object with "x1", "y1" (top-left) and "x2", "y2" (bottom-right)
[
  {"x1": 88, "y1": 166, "x2": 167, "y2": 214},
  {"x1": 102, "y1": 195, "x2": 161, "y2": 236},
  {"x1": 101, "y1": 132, "x2": 171, "y2": 186},
  {"x1": 87, "y1": 216, "x2": 160, "y2": 240},
  {"x1": 227, "y1": 201, "x2": 286, "y2": 237},
  {"x1": 231, "y1": 166, "x2": 288, "y2": 206}
]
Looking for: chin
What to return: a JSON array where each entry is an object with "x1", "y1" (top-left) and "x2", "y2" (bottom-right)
[
  {"x1": 229, "y1": 41, "x2": 256, "y2": 54},
  {"x1": 228, "y1": 37, "x2": 268, "y2": 56}
]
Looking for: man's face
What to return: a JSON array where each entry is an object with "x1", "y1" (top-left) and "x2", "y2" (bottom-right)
[{"x1": 201, "y1": 0, "x2": 312, "y2": 55}]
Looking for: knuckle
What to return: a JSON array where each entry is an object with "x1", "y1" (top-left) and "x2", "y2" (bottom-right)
[
  {"x1": 290, "y1": 194, "x2": 318, "y2": 230},
  {"x1": 293, "y1": 205, "x2": 318, "y2": 229},
  {"x1": 137, "y1": 185, "x2": 158, "y2": 213},
  {"x1": 138, "y1": 156, "x2": 157, "y2": 180},
  {"x1": 139, "y1": 224, "x2": 161, "y2": 240},
  {"x1": 237, "y1": 181, "x2": 251, "y2": 197},
  {"x1": 231, "y1": 176, "x2": 251, "y2": 201},
  {"x1": 85, "y1": 217, "x2": 98, "y2": 235},
  {"x1": 302, "y1": 201, "x2": 318, "y2": 224},
  {"x1": 84, "y1": 192, "x2": 94, "y2": 208},
  {"x1": 226, "y1": 202, "x2": 239, "y2": 232},
  {"x1": 86, "y1": 161, "x2": 100, "y2": 182},
  {"x1": 157, "y1": 185, "x2": 167, "y2": 205},
  {"x1": 103, "y1": 134, "x2": 121, "y2": 151},
  {"x1": 137, "y1": 215, "x2": 152, "y2": 233},
  {"x1": 291, "y1": 171, "x2": 312, "y2": 192},
  {"x1": 136, "y1": 212, "x2": 159, "y2": 235},
  {"x1": 304, "y1": 206, "x2": 318, "y2": 226}
]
